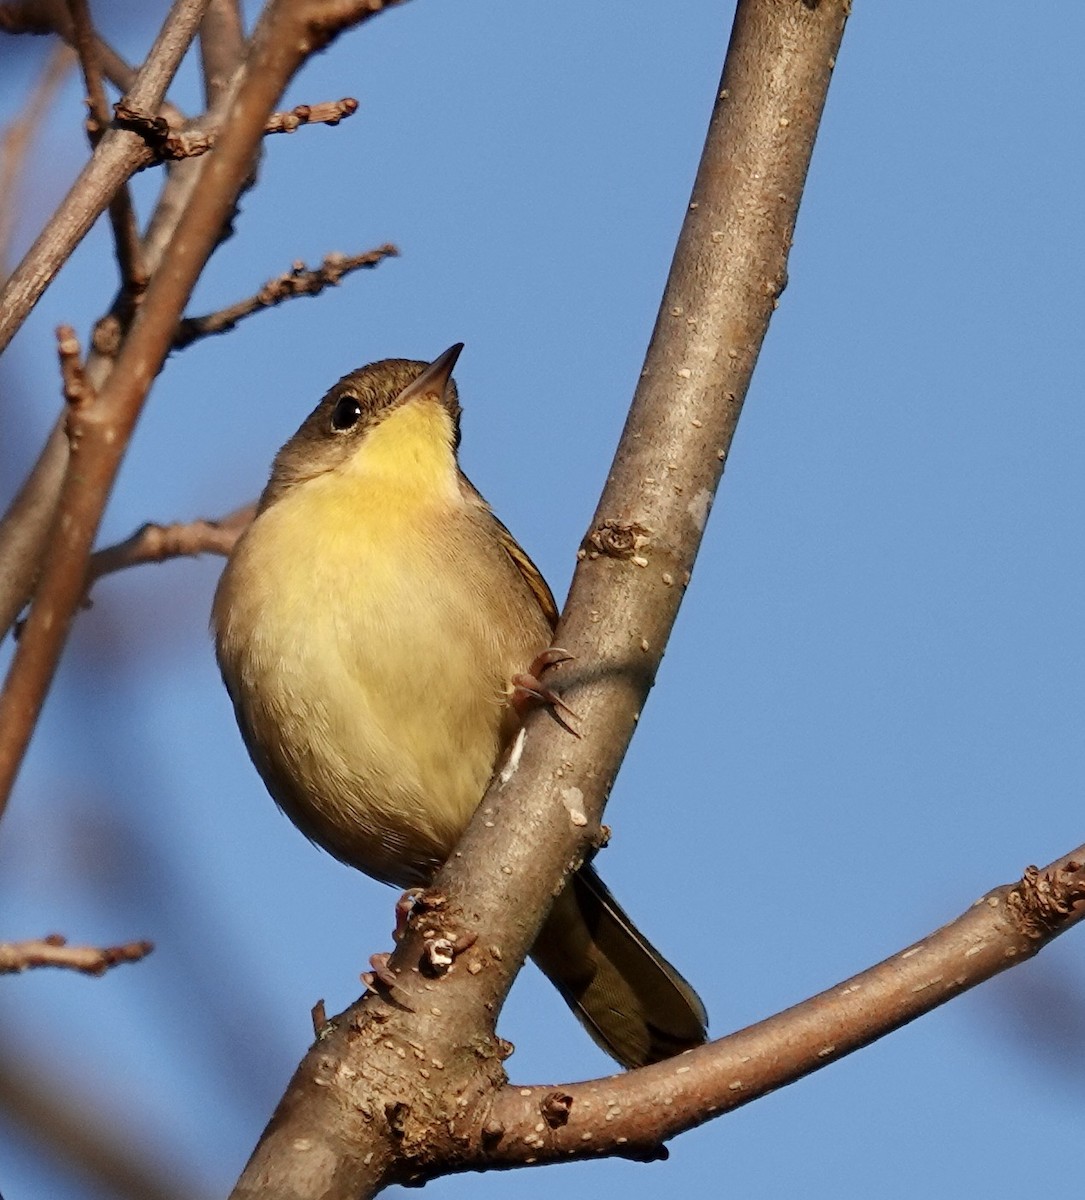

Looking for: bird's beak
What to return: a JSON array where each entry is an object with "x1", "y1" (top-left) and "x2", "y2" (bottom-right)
[{"x1": 395, "y1": 343, "x2": 464, "y2": 407}]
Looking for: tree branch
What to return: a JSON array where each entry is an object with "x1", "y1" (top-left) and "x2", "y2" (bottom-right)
[
  {"x1": 85, "y1": 503, "x2": 255, "y2": 588},
  {"x1": 0, "y1": 0, "x2": 210, "y2": 356},
  {"x1": 228, "y1": 2, "x2": 851, "y2": 1197},
  {"x1": 0, "y1": 0, "x2": 410, "y2": 817},
  {"x1": 0, "y1": 422, "x2": 69, "y2": 640},
  {"x1": 152, "y1": 97, "x2": 360, "y2": 160},
  {"x1": 0, "y1": 932, "x2": 153, "y2": 975},
  {"x1": 173, "y1": 245, "x2": 396, "y2": 349},
  {"x1": 0, "y1": 0, "x2": 187, "y2": 127},
  {"x1": 66, "y1": 0, "x2": 148, "y2": 294},
  {"x1": 479, "y1": 847, "x2": 1085, "y2": 1167},
  {"x1": 65, "y1": 0, "x2": 111, "y2": 138},
  {"x1": 55, "y1": 323, "x2": 92, "y2": 405},
  {"x1": 0, "y1": 25, "x2": 362, "y2": 644},
  {"x1": 198, "y1": 0, "x2": 246, "y2": 108}
]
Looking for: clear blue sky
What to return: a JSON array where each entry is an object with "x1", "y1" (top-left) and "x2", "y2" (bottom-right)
[{"x1": 1, "y1": 3, "x2": 1083, "y2": 1197}]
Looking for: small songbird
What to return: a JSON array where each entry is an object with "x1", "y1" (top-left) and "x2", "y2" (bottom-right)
[{"x1": 212, "y1": 345, "x2": 707, "y2": 1068}]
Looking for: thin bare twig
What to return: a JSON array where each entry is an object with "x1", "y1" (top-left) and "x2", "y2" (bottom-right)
[
  {"x1": 264, "y1": 97, "x2": 358, "y2": 132},
  {"x1": 86, "y1": 503, "x2": 255, "y2": 588},
  {"x1": 0, "y1": 42, "x2": 75, "y2": 279},
  {"x1": 65, "y1": 0, "x2": 109, "y2": 137},
  {"x1": 23, "y1": 505, "x2": 253, "y2": 635},
  {"x1": 174, "y1": 246, "x2": 396, "y2": 348},
  {"x1": 0, "y1": 933, "x2": 153, "y2": 975},
  {"x1": 55, "y1": 324, "x2": 93, "y2": 407},
  {"x1": 66, "y1": 0, "x2": 147, "y2": 293},
  {"x1": 127, "y1": 97, "x2": 361, "y2": 161}
]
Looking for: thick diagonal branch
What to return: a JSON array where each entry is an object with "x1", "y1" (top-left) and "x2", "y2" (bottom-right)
[
  {"x1": 228, "y1": 2, "x2": 850, "y2": 1197},
  {"x1": 409, "y1": 0, "x2": 850, "y2": 1023}
]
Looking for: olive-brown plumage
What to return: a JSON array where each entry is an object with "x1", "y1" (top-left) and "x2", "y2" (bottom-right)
[{"x1": 213, "y1": 345, "x2": 707, "y2": 1067}]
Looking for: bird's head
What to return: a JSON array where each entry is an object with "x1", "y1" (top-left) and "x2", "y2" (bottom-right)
[{"x1": 261, "y1": 344, "x2": 464, "y2": 509}]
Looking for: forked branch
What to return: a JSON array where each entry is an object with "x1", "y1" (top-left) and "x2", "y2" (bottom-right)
[
  {"x1": 228, "y1": 2, "x2": 855, "y2": 1196},
  {"x1": 479, "y1": 848, "x2": 1085, "y2": 1167}
]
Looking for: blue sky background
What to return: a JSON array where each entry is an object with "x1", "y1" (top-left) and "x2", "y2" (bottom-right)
[{"x1": 1, "y1": 3, "x2": 1083, "y2": 1197}]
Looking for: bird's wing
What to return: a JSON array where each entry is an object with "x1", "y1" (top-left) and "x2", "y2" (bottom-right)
[
  {"x1": 495, "y1": 519, "x2": 559, "y2": 631},
  {"x1": 459, "y1": 472, "x2": 559, "y2": 631}
]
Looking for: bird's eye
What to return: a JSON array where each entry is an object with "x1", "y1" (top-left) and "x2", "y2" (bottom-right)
[{"x1": 330, "y1": 395, "x2": 362, "y2": 432}]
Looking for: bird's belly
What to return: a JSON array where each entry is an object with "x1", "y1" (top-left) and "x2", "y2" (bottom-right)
[{"x1": 217, "y1": 500, "x2": 531, "y2": 887}]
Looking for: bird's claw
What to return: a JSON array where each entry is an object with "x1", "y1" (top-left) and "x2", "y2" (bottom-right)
[
  {"x1": 393, "y1": 888, "x2": 424, "y2": 942},
  {"x1": 362, "y1": 951, "x2": 398, "y2": 994},
  {"x1": 511, "y1": 647, "x2": 580, "y2": 737}
]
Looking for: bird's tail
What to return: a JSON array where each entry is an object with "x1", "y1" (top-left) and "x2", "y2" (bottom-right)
[{"x1": 529, "y1": 862, "x2": 708, "y2": 1069}]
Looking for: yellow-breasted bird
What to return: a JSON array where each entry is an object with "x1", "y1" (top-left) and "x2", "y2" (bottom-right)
[{"x1": 212, "y1": 345, "x2": 708, "y2": 1068}]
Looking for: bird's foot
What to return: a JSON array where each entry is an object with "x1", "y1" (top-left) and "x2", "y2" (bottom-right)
[
  {"x1": 393, "y1": 888, "x2": 424, "y2": 942},
  {"x1": 510, "y1": 647, "x2": 580, "y2": 736}
]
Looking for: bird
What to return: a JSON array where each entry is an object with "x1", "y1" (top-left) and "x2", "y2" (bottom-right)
[{"x1": 212, "y1": 344, "x2": 708, "y2": 1068}]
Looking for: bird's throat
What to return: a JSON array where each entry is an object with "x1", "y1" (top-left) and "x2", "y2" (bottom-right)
[{"x1": 343, "y1": 398, "x2": 460, "y2": 504}]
